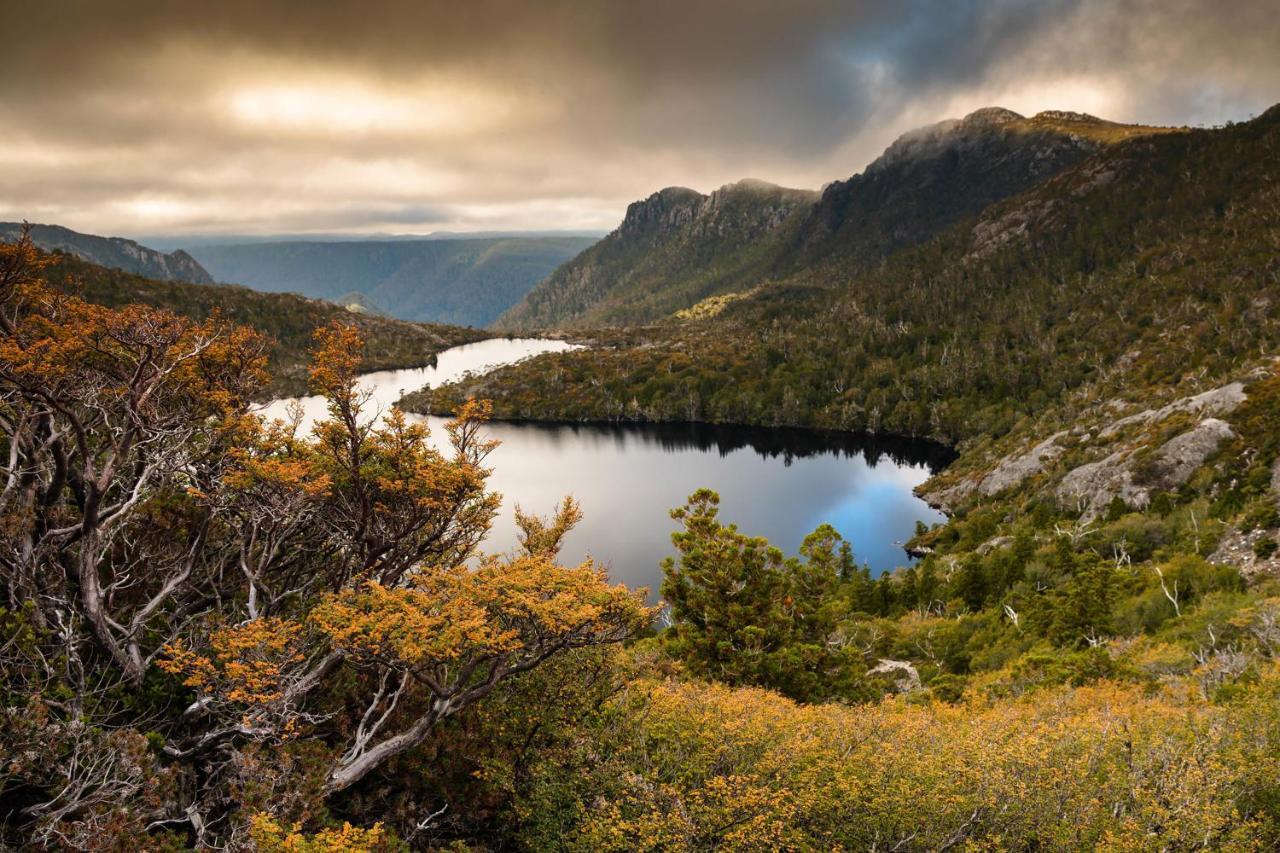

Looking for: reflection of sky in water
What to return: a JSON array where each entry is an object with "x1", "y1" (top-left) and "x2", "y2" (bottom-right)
[
  {"x1": 264, "y1": 338, "x2": 949, "y2": 601},
  {"x1": 469, "y1": 422, "x2": 945, "y2": 598}
]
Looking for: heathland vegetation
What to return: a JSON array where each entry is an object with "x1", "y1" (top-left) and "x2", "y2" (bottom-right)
[{"x1": 3, "y1": 104, "x2": 1280, "y2": 849}]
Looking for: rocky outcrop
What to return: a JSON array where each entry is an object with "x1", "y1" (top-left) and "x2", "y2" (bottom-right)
[
  {"x1": 1058, "y1": 419, "x2": 1236, "y2": 519},
  {"x1": 1210, "y1": 527, "x2": 1280, "y2": 580},
  {"x1": 1153, "y1": 418, "x2": 1236, "y2": 486},
  {"x1": 1057, "y1": 450, "x2": 1143, "y2": 518},
  {"x1": 0, "y1": 222, "x2": 214, "y2": 284},
  {"x1": 1100, "y1": 383, "x2": 1246, "y2": 437},
  {"x1": 917, "y1": 477, "x2": 978, "y2": 515},
  {"x1": 978, "y1": 431, "x2": 1066, "y2": 496}
]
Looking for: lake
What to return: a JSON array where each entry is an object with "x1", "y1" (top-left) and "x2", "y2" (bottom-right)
[{"x1": 261, "y1": 337, "x2": 951, "y2": 598}]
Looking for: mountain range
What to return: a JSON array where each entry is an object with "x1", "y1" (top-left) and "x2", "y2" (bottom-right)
[
  {"x1": 0, "y1": 222, "x2": 214, "y2": 284},
  {"x1": 498, "y1": 109, "x2": 1177, "y2": 330},
  {"x1": 188, "y1": 236, "x2": 596, "y2": 327},
  {"x1": 410, "y1": 102, "x2": 1279, "y2": 478}
]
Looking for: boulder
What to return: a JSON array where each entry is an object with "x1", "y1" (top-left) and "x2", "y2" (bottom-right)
[
  {"x1": 1058, "y1": 419, "x2": 1235, "y2": 520},
  {"x1": 867, "y1": 659, "x2": 922, "y2": 694}
]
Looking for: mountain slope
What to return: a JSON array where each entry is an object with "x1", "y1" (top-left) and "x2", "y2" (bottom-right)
[
  {"x1": 44, "y1": 252, "x2": 487, "y2": 396},
  {"x1": 412, "y1": 105, "x2": 1275, "y2": 447},
  {"x1": 497, "y1": 180, "x2": 817, "y2": 329},
  {"x1": 779, "y1": 108, "x2": 1175, "y2": 270},
  {"x1": 189, "y1": 236, "x2": 595, "y2": 327},
  {"x1": 500, "y1": 108, "x2": 1173, "y2": 330},
  {"x1": 1, "y1": 222, "x2": 213, "y2": 284}
]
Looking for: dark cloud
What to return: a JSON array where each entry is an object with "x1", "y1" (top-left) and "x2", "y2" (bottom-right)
[{"x1": 0, "y1": 0, "x2": 1274, "y2": 236}]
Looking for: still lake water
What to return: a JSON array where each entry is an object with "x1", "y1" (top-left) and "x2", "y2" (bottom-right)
[{"x1": 261, "y1": 338, "x2": 951, "y2": 598}]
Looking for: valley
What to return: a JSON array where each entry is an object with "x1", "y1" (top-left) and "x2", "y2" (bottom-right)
[{"x1": 189, "y1": 235, "x2": 597, "y2": 327}]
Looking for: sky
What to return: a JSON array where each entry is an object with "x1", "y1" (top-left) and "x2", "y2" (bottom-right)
[{"x1": 2, "y1": 0, "x2": 1277, "y2": 240}]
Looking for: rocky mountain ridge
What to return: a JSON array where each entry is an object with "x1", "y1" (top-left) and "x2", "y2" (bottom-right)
[
  {"x1": 0, "y1": 222, "x2": 214, "y2": 284},
  {"x1": 502, "y1": 107, "x2": 1172, "y2": 329},
  {"x1": 498, "y1": 179, "x2": 817, "y2": 329}
]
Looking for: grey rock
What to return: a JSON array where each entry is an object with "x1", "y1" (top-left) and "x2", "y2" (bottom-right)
[
  {"x1": 1058, "y1": 418, "x2": 1235, "y2": 519},
  {"x1": 976, "y1": 535, "x2": 1014, "y2": 556},
  {"x1": 1057, "y1": 450, "x2": 1145, "y2": 519},
  {"x1": 1151, "y1": 418, "x2": 1236, "y2": 488},
  {"x1": 867, "y1": 659, "x2": 922, "y2": 693},
  {"x1": 1100, "y1": 383, "x2": 1246, "y2": 437},
  {"x1": 917, "y1": 477, "x2": 978, "y2": 515},
  {"x1": 978, "y1": 431, "x2": 1066, "y2": 496}
]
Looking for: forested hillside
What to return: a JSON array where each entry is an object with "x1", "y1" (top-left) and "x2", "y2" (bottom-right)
[
  {"x1": 44, "y1": 251, "x2": 487, "y2": 395},
  {"x1": 415, "y1": 107, "x2": 1276, "y2": 444},
  {"x1": 190, "y1": 236, "x2": 595, "y2": 327},
  {"x1": 8, "y1": 222, "x2": 1280, "y2": 848},
  {"x1": 384, "y1": 105, "x2": 1280, "y2": 849}
]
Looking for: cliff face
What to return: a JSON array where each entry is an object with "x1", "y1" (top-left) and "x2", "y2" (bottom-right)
[
  {"x1": 0, "y1": 222, "x2": 215, "y2": 284},
  {"x1": 499, "y1": 180, "x2": 817, "y2": 329}
]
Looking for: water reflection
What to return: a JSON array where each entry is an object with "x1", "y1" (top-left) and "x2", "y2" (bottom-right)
[
  {"x1": 489, "y1": 419, "x2": 956, "y2": 470},
  {"x1": 428, "y1": 416, "x2": 950, "y2": 600},
  {"x1": 264, "y1": 338, "x2": 952, "y2": 600}
]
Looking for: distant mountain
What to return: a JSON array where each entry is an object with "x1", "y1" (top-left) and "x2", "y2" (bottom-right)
[
  {"x1": 42, "y1": 252, "x2": 486, "y2": 397},
  {"x1": 497, "y1": 180, "x2": 817, "y2": 329},
  {"x1": 139, "y1": 230, "x2": 607, "y2": 251},
  {"x1": 187, "y1": 236, "x2": 596, "y2": 328},
  {"x1": 500, "y1": 108, "x2": 1173, "y2": 330},
  {"x1": 0, "y1": 222, "x2": 213, "y2": 284}
]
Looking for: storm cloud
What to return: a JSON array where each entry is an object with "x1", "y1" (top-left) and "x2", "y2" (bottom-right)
[{"x1": 1, "y1": 0, "x2": 1276, "y2": 237}]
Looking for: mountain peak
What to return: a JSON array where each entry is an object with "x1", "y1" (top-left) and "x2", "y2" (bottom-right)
[
  {"x1": 618, "y1": 187, "x2": 706, "y2": 237},
  {"x1": 1032, "y1": 109, "x2": 1104, "y2": 124},
  {"x1": 961, "y1": 106, "x2": 1025, "y2": 126},
  {"x1": 717, "y1": 178, "x2": 782, "y2": 193}
]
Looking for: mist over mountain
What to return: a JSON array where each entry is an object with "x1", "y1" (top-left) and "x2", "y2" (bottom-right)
[
  {"x1": 0, "y1": 222, "x2": 213, "y2": 284},
  {"x1": 188, "y1": 236, "x2": 595, "y2": 327}
]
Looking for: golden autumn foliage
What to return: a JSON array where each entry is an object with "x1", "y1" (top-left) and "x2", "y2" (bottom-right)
[
  {"x1": 249, "y1": 814, "x2": 394, "y2": 853},
  {"x1": 565, "y1": 668, "x2": 1280, "y2": 851},
  {"x1": 0, "y1": 230, "x2": 652, "y2": 847},
  {"x1": 160, "y1": 618, "x2": 306, "y2": 709}
]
